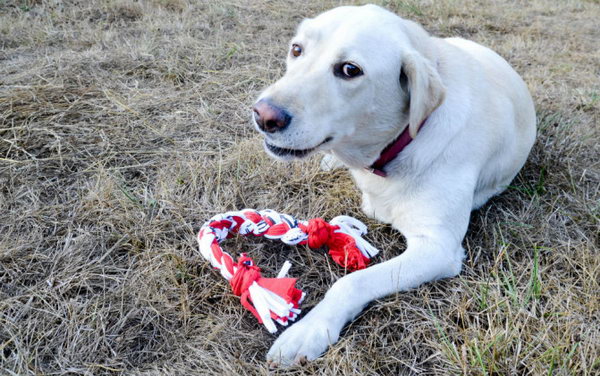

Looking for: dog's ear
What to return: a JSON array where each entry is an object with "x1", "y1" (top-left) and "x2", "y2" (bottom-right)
[{"x1": 401, "y1": 52, "x2": 446, "y2": 138}]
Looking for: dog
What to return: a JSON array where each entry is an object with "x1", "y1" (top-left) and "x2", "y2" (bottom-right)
[{"x1": 251, "y1": 4, "x2": 536, "y2": 367}]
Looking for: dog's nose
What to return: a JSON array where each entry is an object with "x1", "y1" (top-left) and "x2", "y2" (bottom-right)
[{"x1": 252, "y1": 99, "x2": 292, "y2": 133}]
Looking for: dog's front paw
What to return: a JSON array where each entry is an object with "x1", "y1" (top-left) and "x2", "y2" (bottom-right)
[{"x1": 267, "y1": 318, "x2": 340, "y2": 368}]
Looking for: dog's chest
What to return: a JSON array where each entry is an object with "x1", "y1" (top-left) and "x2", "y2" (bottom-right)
[{"x1": 350, "y1": 169, "x2": 415, "y2": 225}]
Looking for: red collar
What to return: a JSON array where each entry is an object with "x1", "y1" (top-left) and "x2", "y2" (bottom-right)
[{"x1": 367, "y1": 119, "x2": 427, "y2": 177}]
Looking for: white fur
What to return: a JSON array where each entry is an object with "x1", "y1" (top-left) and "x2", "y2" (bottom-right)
[{"x1": 253, "y1": 4, "x2": 536, "y2": 367}]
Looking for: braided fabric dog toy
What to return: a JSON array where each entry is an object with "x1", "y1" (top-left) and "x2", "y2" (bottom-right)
[{"x1": 197, "y1": 209, "x2": 379, "y2": 333}]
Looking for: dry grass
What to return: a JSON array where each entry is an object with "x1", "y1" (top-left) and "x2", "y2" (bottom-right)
[{"x1": 1, "y1": 0, "x2": 598, "y2": 375}]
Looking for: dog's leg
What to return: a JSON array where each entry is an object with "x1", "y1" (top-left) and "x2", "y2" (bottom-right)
[{"x1": 266, "y1": 228, "x2": 466, "y2": 367}]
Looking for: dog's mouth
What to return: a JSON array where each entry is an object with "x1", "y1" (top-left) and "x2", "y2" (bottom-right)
[{"x1": 265, "y1": 137, "x2": 333, "y2": 159}]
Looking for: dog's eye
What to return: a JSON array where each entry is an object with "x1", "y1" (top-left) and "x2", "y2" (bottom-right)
[
  {"x1": 291, "y1": 44, "x2": 302, "y2": 57},
  {"x1": 335, "y1": 62, "x2": 363, "y2": 79},
  {"x1": 342, "y1": 63, "x2": 362, "y2": 78}
]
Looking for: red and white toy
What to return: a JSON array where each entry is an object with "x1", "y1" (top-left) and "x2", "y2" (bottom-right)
[{"x1": 197, "y1": 209, "x2": 379, "y2": 333}]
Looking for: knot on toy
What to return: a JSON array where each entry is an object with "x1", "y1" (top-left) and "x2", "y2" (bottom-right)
[
  {"x1": 304, "y1": 218, "x2": 335, "y2": 249},
  {"x1": 229, "y1": 255, "x2": 261, "y2": 296},
  {"x1": 228, "y1": 254, "x2": 303, "y2": 334},
  {"x1": 299, "y1": 218, "x2": 366, "y2": 271}
]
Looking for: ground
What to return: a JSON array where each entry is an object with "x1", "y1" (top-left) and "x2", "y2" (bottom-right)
[{"x1": 1, "y1": 0, "x2": 599, "y2": 375}]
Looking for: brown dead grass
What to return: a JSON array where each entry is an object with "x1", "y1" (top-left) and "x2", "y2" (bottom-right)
[{"x1": 1, "y1": 0, "x2": 598, "y2": 375}]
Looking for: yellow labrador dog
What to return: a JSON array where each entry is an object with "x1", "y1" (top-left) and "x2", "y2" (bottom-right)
[{"x1": 252, "y1": 4, "x2": 535, "y2": 367}]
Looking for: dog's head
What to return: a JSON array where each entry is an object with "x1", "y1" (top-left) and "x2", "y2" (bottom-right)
[{"x1": 252, "y1": 4, "x2": 445, "y2": 168}]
